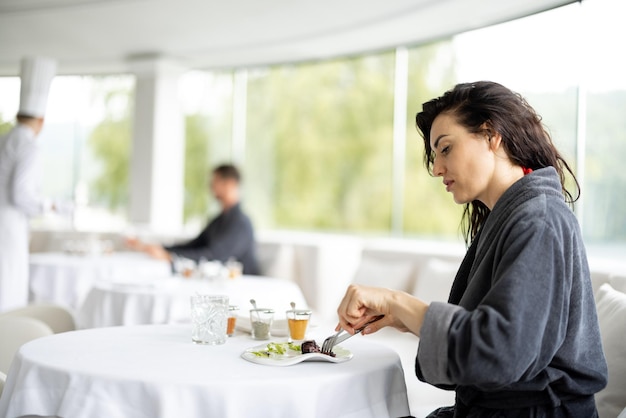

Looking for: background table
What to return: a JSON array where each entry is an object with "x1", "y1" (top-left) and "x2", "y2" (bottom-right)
[
  {"x1": 77, "y1": 276, "x2": 310, "y2": 329},
  {"x1": 28, "y1": 252, "x2": 172, "y2": 309},
  {"x1": 0, "y1": 325, "x2": 410, "y2": 418}
]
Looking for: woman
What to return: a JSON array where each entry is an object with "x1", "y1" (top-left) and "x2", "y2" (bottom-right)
[{"x1": 337, "y1": 82, "x2": 607, "y2": 417}]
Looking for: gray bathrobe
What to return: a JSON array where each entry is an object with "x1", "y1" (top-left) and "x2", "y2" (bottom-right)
[{"x1": 416, "y1": 167, "x2": 608, "y2": 417}]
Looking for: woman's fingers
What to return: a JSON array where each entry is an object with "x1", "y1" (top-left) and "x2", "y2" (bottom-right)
[
  {"x1": 336, "y1": 285, "x2": 368, "y2": 332},
  {"x1": 336, "y1": 284, "x2": 389, "y2": 333},
  {"x1": 335, "y1": 313, "x2": 386, "y2": 334},
  {"x1": 360, "y1": 315, "x2": 393, "y2": 335}
]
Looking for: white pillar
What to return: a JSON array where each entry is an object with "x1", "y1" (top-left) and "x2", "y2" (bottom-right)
[
  {"x1": 128, "y1": 55, "x2": 185, "y2": 233},
  {"x1": 391, "y1": 47, "x2": 408, "y2": 235},
  {"x1": 231, "y1": 69, "x2": 248, "y2": 167}
]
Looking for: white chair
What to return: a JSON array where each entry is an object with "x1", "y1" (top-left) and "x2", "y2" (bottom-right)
[
  {"x1": 0, "y1": 317, "x2": 53, "y2": 376},
  {"x1": 256, "y1": 241, "x2": 296, "y2": 280},
  {"x1": 0, "y1": 303, "x2": 76, "y2": 334}
]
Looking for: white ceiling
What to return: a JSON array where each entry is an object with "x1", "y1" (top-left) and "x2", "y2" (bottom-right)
[{"x1": 0, "y1": 0, "x2": 575, "y2": 76}]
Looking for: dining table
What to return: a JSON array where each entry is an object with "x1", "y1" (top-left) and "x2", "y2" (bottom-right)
[
  {"x1": 0, "y1": 324, "x2": 410, "y2": 418},
  {"x1": 28, "y1": 252, "x2": 172, "y2": 309},
  {"x1": 77, "y1": 275, "x2": 310, "y2": 329}
]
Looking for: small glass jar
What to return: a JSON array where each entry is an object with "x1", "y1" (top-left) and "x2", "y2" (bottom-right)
[
  {"x1": 249, "y1": 308, "x2": 274, "y2": 340},
  {"x1": 226, "y1": 258, "x2": 243, "y2": 279},
  {"x1": 286, "y1": 309, "x2": 312, "y2": 341},
  {"x1": 227, "y1": 305, "x2": 239, "y2": 337}
]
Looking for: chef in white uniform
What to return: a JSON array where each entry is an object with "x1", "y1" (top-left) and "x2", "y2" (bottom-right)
[{"x1": 0, "y1": 56, "x2": 57, "y2": 312}]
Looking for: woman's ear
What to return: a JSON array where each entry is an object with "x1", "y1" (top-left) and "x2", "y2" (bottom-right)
[
  {"x1": 488, "y1": 131, "x2": 504, "y2": 152},
  {"x1": 480, "y1": 121, "x2": 503, "y2": 152}
]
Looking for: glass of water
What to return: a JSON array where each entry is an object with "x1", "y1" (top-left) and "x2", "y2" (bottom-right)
[{"x1": 190, "y1": 295, "x2": 229, "y2": 345}]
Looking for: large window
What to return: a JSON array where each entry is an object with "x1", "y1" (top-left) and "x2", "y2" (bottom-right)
[{"x1": 237, "y1": 0, "x2": 623, "y2": 245}]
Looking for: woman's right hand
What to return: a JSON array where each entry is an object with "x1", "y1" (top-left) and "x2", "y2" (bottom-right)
[
  {"x1": 336, "y1": 284, "x2": 404, "y2": 333},
  {"x1": 360, "y1": 313, "x2": 412, "y2": 335},
  {"x1": 336, "y1": 284, "x2": 429, "y2": 337}
]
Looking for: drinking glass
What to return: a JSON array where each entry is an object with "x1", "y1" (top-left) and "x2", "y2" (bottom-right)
[
  {"x1": 286, "y1": 309, "x2": 312, "y2": 341},
  {"x1": 190, "y1": 295, "x2": 229, "y2": 345},
  {"x1": 226, "y1": 258, "x2": 243, "y2": 279}
]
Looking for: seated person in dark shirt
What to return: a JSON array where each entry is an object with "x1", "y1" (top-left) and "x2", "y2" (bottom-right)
[{"x1": 127, "y1": 164, "x2": 260, "y2": 275}]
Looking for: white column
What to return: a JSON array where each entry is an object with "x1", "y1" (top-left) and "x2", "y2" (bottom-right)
[
  {"x1": 128, "y1": 55, "x2": 185, "y2": 233},
  {"x1": 231, "y1": 69, "x2": 248, "y2": 166},
  {"x1": 391, "y1": 47, "x2": 408, "y2": 234}
]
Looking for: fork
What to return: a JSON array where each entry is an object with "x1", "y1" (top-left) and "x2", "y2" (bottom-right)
[{"x1": 321, "y1": 315, "x2": 385, "y2": 354}]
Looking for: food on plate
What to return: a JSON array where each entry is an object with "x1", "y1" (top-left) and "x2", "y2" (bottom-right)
[
  {"x1": 301, "y1": 340, "x2": 336, "y2": 357},
  {"x1": 248, "y1": 340, "x2": 337, "y2": 359},
  {"x1": 250, "y1": 342, "x2": 301, "y2": 358},
  {"x1": 301, "y1": 340, "x2": 320, "y2": 354}
]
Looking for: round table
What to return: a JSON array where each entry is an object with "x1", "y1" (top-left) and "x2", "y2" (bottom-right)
[
  {"x1": 0, "y1": 325, "x2": 410, "y2": 418},
  {"x1": 77, "y1": 276, "x2": 310, "y2": 329},
  {"x1": 28, "y1": 252, "x2": 172, "y2": 309}
]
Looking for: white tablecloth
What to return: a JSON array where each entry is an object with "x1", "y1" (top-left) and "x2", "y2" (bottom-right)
[
  {"x1": 28, "y1": 252, "x2": 172, "y2": 309},
  {"x1": 0, "y1": 325, "x2": 410, "y2": 418},
  {"x1": 77, "y1": 276, "x2": 310, "y2": 329}
]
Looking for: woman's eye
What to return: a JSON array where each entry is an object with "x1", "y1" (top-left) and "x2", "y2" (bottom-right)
[{"x1": 441, "y1": 146, "x2": 450, "y2": 155}]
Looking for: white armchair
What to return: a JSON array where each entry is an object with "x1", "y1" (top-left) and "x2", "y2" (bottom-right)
[
  {"x1": 0, "y1": 303, "x2": 76, "y2": 334},
  {"x1": 0, "y1": 317, "x2": 53, "y2": 375}
]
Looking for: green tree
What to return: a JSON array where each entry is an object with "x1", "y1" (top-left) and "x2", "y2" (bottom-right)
[
  {"x1": 246, "y1": 53, "x2": 396, "y2": 232},
  {"x1": 88, "y1": 86, "x2": 132, "y2": 210}
]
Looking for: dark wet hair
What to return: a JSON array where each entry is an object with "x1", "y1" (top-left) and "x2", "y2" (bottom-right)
[
  {"x1": 212, "y1": 164, "x2": 241, "y2": 183},
  {"x1": 415, "y1": 81, "x2": 579, "y2": 245}
]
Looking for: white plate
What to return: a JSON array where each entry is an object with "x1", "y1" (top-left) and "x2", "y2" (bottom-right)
[{"x1": 241, "y1": 342, "x2": 352, "y2": 366}]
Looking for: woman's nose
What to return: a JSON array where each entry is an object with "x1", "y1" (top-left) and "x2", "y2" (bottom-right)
[{"x1": 432, "y1": 157, "x2": 444, "y2": 177}]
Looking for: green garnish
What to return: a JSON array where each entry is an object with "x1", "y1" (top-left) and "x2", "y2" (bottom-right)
[
  {"x1": 266, "y1": 342, "x2": 286, "y2": 355},
  {"x1": 250, "y1": 342, "x2": 301, "y2": 358}
]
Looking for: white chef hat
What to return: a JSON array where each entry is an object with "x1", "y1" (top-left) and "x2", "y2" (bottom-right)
[{"x1": 18, "y1": 56, "x2": 57, "y2": 118}]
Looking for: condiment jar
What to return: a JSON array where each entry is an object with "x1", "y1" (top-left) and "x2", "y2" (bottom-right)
[
  {"x1": 249, "y1": 308, "x2": 274, "y2": 340},
  {"x1": 227, "y1": 305, "x2": 239, "y2": 337}
]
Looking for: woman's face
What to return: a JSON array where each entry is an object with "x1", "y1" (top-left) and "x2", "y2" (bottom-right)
[{"x1": 429, "y1": 112, "x2": 496, "y2": 206}]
